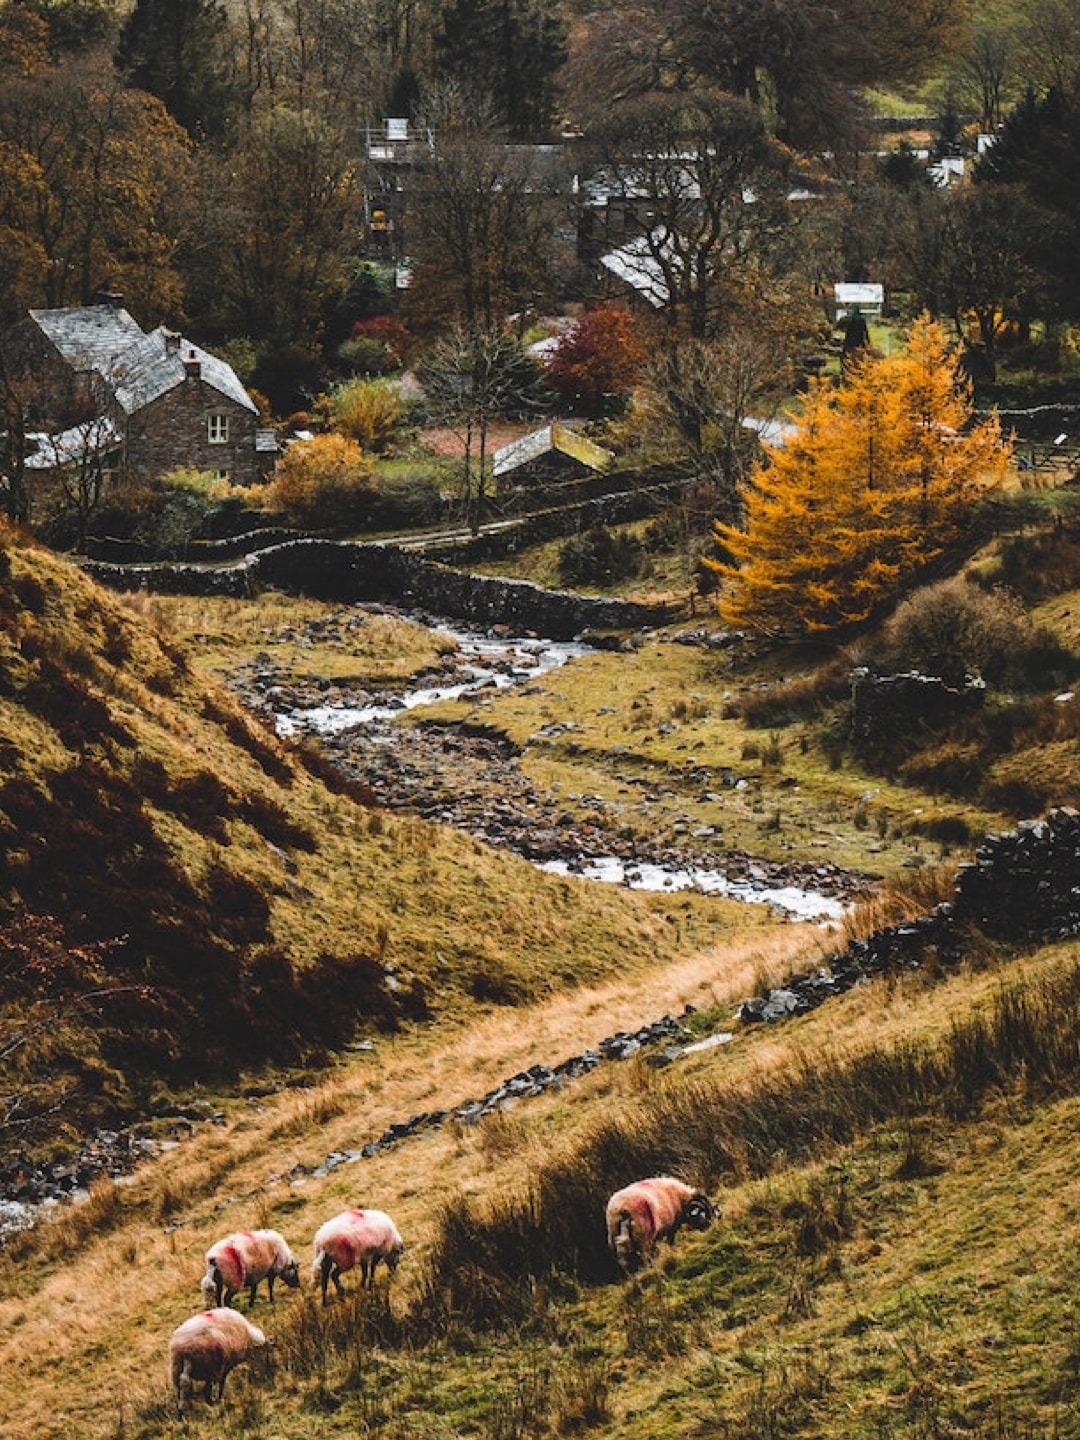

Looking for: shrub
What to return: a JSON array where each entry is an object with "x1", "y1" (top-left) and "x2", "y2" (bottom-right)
[
  {"x1": 989, "y1": 522, "x2": 1080, "y2": 601},
  {"x1": 558, "y1": 526, "x2": 642, "y2": 588},
  {"x1": 370, "y1": 469, "x2": 444, "y2": 528},
  {"x1": 252, "y1": 345, "x2": 327, "y2": 417},
  {"x1": 328, "y1": 377, "x2": 406, "y2": 452},
  {"x1": 869, "y1": 576, "x2": 1063, "y2": 690},
  {"x1": 737, "y1": 658, "x2": 853, "y2": 727},
  {"x1": 337, "y1": 316, "x2": 412, "y2": 375},
  {"x1": 266, "y1": 434, "x2": 375, "y2": 530},
  {"x1": 544, "y1": 306, "x2": 646, "y2": 417}
]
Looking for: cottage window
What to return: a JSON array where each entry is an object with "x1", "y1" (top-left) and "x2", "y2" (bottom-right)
[
  {"x1": 208, "y1": 412, "x2": 230, "y2": 444},
  {"x1": 213, "y1": 468, "x2": 230, "y2": 482}
]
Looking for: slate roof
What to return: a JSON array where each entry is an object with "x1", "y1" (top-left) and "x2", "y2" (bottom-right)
[
  {"x1": 27, "y1": 306, "x2": 256, "y2": 415},
  {"x1": 113, "y1": 328, "x2": 256, "y2": 415},
  {"x1": 24, "y1": 417, "x2": 122, "y2": 469},
  {"x1": 493, "y1": 421, "x2": 613, "y2": 479},
  {"x1": 599, "y1": 234, "x2": 673, "y2": 309},
  {"x1": 29, "y1": 305, "x2": 145, "y2": 372}
]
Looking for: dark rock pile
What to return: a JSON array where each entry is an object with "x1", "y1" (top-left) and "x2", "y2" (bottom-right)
[
  {"x1": 742, "y1": 807, "x2": 1080, "y2": 1024},
  {"x1": 0, "y1": 1117, "x2": 224, "y2": 1240},
  {"x1": 850, "y1": 668, "x2": 985, "y2": 749}
]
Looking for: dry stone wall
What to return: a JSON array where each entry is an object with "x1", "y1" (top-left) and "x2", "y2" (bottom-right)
[
  {"x1": 84, "y1": 538, "x2": 673, "y2": 639},
  {"x1": 742, "y1": 807, "x2": 1080, "y2": 1023}
]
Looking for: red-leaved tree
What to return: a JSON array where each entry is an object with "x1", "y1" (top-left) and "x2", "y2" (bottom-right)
[{"x1": 544, "y1": 306, "x2": 646, "y2": 417}]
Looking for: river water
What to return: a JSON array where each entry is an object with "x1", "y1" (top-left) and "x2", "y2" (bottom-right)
[
  {"x1": 273, "y1": 619, "x2": 851, "y2": 924},
  {"x1": 275, "y1": 628, "x2": 592, "y2": 735}
]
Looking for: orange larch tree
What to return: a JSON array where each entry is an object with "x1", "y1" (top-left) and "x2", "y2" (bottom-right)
[{"x1": 708, "y1": 315, "x2": 1010, "y2": 636}]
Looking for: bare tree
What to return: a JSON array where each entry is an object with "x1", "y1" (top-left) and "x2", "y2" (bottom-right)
[
  {"x1": 1012, "y1": 0, "x2": 1080, "y2": 99},
  {"x1": 956, "y1": 25, "x2": 1013, "y2": 133},
  {"x1": 0, "y1": 351, "x2": 35, "y2": 525},
  {"x1": 419, "y1": 325, "x2": 548, "y2": 532},
  {"x1": 33, "y1": 411, "x2": 120, "y2": 550},
  {"x1": 403, "y1": 85, "x2": 569, "y2": 334},
  {"x1": 590, "y1": 90, "x2": 792, "y2": 340}
]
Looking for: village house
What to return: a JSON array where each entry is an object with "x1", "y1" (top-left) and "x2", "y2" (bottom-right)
[
  {"x1": 492, "y1": 420, "x2": 613, "y2": 489},
  {"x1": 3, "y1": 297, "x2": 276, "y2": 488}
]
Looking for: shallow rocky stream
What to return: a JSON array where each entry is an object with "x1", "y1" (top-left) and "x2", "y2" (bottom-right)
[
  {"x1": 1, "y1": 606, "x2": 868, "y2": 1240},
  {"x1": 240, "y1": 606, "x2": 866, "y2": 921}
]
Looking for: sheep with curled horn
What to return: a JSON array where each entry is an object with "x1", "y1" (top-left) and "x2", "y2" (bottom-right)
[{"x1": 605, "y1": 1176, "x2": 716, "y2": 1275}]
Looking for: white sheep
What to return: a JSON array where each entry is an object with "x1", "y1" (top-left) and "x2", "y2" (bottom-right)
[
  {"x1": 311, "y1": 1207, "x2": 404, "y2": 1303},
  {"x1": 167, "y1": 1307, "x2": 267, "y2": 1417},
  {"x1": 605, "y1": 1176, "x2": 716, "y2": 1274},
  {"x1": 200, "y1": 1228, "x2": 301, "y2": 1308}
]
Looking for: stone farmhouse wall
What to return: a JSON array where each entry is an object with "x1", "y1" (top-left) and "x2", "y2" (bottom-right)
[
  {"x1": 1, "y1": 318, "x2": 103, "y2": 427},
  {"x1": 124, "y1": 375, "x2": 262, "y2": 487}
]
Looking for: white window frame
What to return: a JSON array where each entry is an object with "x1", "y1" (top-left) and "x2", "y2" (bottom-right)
[{"x1": 207, "y1": 412, "x2": 230, "y2": 444}]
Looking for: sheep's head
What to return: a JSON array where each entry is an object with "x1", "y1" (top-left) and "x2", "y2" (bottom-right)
[
  {"x1": 280, "y1": 1258, "x2": 301, "y2": 1289},
  {"x1": 199, "y1": 1270, "x2": 218, "y2": 1305},
  {"x1": 683, "y1": 1192, "x2": 716, "y2": 1232}
]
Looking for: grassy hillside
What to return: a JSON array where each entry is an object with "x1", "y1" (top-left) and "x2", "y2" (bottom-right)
[
  {"x1": 2, "y1": 918, "x2": 1078, "y2": 1439},
  {"x1": 3, "y1": 502, "x2": 1080, "y2": 1440},
  {"x1": 0, "y1": 528, "x2": 734, "y2": 1148}
]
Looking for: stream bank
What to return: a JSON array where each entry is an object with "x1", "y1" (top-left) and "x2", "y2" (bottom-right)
[{"x1": 234, "y1": 606, "x2": 869, "y2": 920}]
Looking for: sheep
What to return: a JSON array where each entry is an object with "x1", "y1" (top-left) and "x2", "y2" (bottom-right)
[
  {"x1": 167, "y1": 1307, "x2": 267, "y2": 1417},
  {"x1": 605, "y1": 1176, "x2": 716, "y2": 1274},
  {"x1": 200, "y1": 1228, "x2": 301, "y2": 1309},
  {"x1": 312, "y1": 1207, "x2": 404, "y2": 1303}
]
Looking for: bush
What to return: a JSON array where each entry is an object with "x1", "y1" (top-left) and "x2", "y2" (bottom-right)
[
  {"x1": 132, "y1": 468, "x2": 228, "y2": 556},
  {"x1": 370, "y1": 469, "x2": 444, "y2": 528},
  {"x1": 252, "y1": 345, "x2": 327, "y2": 417},
  {"x1": 558, "y1": 526, "x2": 642, "y2": 588},
  {"x1": 989, "y1": 522, "x2": 1080, "y2": 602},
  {"x1": 328, "y1": 377, "x2": 406, "y2": 452},
  {"x1": 544, "y1": 306, "x2": 645, "y2": 417},
  {"x1": 337, "y1": 316, "x2": 412, "y2": 376},
  {"x1": 869, "y1": 576, "x2": 1063, "y2": 690},
  {"x1": 265, "y1": 434, "x2": 375, "y2": 530}
]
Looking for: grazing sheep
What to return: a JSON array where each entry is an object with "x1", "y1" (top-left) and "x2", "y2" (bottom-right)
[
  {"x1": 201, "y1": 1228, "x2": 301, "y2": 1308},
  {"x1": 312, "y1": 1207, "x2": 404, "y2": 1303},
  {"x1": 167, "y1": 1307, "x2": 267, "y2": 1417},
  {"x1": 605, "y1": 1176, "x2": 716, "y2": 1274}
]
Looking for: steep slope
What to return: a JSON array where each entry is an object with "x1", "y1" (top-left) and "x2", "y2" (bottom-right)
[{"x1": 0, "y1": 528, "x2": 712, "y2": 1146}]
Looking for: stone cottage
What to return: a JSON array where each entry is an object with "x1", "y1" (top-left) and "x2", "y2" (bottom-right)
[
  {"x1": 492, "y1": 421, "x2": 613, "y2": 490},
  {"x1": 3, "y1": 298, "x2": 276, "y2": 487}
]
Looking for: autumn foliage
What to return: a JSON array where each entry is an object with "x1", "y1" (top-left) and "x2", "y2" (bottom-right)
[
  {"x1": 265, "y1": 433, "x2": 374, "y2": 529},
  {"x1": 544, "y1": 305, "x2": 646, "y2": 416},
  {"x1": 709, "y1": 317, "x2": 1011, "y2": 635}
]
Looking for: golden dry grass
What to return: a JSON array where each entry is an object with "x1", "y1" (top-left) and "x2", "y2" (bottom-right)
[
  {"x1": 0, "y1": 918, "x2": 809, "y2": 1439},
  {"x1": 4, "y1": 934, "x2": 1078, "y2": 1439}
]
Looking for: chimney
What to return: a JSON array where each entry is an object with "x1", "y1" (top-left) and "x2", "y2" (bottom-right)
[
  {"x1": 95, "y1": 289, "x2": 124, "y2": 308},
  {"x1": 183, "y1": 349, "x2": 201, "y2": 380},
  {"x1": 164, "y1": 329, "x2": 182, "y2": 354}
]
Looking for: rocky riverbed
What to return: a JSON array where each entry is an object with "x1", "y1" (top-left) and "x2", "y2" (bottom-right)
[
  {"x1": 228, "y1": 607, "x2": 871, "y2": 918},
  {"x1": 0, "y1": 609, "x2": 870, "y2": 1241}
]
